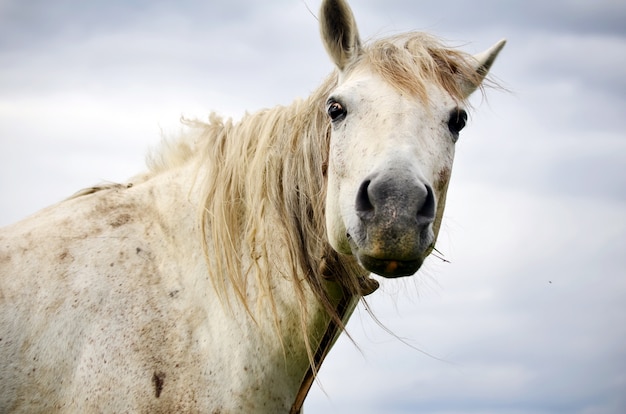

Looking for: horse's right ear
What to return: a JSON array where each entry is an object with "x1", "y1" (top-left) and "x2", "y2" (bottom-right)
[{"x1": 320, "y1": 0, "x2": 362, "y2": 71}]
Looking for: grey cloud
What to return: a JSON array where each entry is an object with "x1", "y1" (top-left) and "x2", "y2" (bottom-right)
[
  {"x1": 0, "y1": 0, "x2": 262, "y2": 51},
  {"x1": 517, "y1": 33, "x2": 626, "y2": 105},
  {"x1": 369, "y1": 0, "x2": 626, "y2": 36},
  {"x1": 0, "y1": 1, "x2": 328, "y2": 111}
]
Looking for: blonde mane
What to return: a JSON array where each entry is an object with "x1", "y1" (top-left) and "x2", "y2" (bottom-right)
[
  {"x1": 195, "y1": 77, "x2": 366, "y2": 331},
  {"x1": 146, "y1": 32, "x2": 486, "y2": 347},
  {"x1": 363, "y1": 32, "x2": 487, "y2": 102}
]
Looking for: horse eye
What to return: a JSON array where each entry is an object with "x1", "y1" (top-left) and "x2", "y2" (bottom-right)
[
  {"x1": 327, "y1": 101, "x2": 347, "y2": 121},
  {"x1": 448, "y1": 108, "x2": 468, "y2": 136}
]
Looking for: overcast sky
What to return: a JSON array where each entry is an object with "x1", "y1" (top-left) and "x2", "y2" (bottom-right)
[{"x1": 1, "y1": 1, "x2": 625, "y2": 413}]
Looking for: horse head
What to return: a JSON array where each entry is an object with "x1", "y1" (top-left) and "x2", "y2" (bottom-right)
[{"x1": 320, "y1": 0, "x2": 505, "y2": 277}]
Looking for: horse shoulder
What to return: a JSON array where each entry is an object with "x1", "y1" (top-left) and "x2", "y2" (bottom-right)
[{"x1": 0, "y1": 178, "x2": 226, "y2": 412}]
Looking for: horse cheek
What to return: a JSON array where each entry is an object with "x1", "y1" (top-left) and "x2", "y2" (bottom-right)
[{"x1": 325, "y1": 170, "x2": 350, "y2": 255}]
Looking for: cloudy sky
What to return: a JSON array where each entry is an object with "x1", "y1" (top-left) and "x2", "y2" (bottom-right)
[{"x1": 1, "y1": 1, "x2": 625, "y2": 413}]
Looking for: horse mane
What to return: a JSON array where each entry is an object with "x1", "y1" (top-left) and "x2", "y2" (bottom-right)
[
  {"x1": 144, "y1": 32, "x2": 485, "y2": 355},
  {"x1": 149, "y1": 74, "x2": 368, "y2": 361},
  {"x1": 363, "y1": 32, "x2": 487, "y2": 103},
  {"x1": 195, "y1": 76, "x2": 366, "y2": 326}
]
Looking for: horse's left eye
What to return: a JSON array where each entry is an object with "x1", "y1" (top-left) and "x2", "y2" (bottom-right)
[{"x1": 448, "y1": 108, "x2": 468, "y2": 137}]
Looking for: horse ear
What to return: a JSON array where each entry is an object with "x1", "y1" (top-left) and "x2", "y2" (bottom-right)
[
  {"x1": 319, "y1": 0, "x2": 362, "y2": 71},
  {"x1": 462, "y1": 39, "x2": 507, "y2": 97}
]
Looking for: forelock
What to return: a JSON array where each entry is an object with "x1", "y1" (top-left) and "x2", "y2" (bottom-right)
[{"x1": 359, "y1": 33, "x2": 483, "y2": 103}]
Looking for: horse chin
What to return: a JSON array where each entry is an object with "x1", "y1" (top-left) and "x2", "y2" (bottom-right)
[
  {"x1": 347, "y1": 234, "x2": 425, "y2": 278},
  {"x1": 357, "y1": 253, "x2": 422, "y2": 278}
]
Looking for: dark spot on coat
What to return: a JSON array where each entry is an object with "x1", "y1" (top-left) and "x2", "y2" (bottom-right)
[
  {"x1": 436, "y1": 168, "x2": 451, "y2": 193},
  {"x1": 58, "y1": 250, "x2": 73, "y2": 262},
  {"x1": 109, "y1": 213, "x2": 132, "y2": 228},
  {"x1": 152, "y1": 371, "x2": 166, "y2": 398},
  {"x1": 0, "y1": 252, "x2": 11, "y2": 264}
]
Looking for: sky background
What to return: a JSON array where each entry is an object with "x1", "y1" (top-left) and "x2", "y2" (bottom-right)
[{"x1": 1, "y1": 1, "x2": 625, "y2": 413}]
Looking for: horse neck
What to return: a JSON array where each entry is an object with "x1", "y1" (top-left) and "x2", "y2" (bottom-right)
[
  {"x1": 89, "y1": 164, "x2": 327, "y2": 410},
  {"x1": 142, "y1": 78, "x2": 365, "y2": 408}
]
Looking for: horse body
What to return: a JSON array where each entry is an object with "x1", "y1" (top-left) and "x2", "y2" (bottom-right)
[
  {"x1": 0, "y1": 161, "x2": 336, "y2": 412},
  {"x1": 0, "y1": 1, "x2": 505, "y2": 412}
]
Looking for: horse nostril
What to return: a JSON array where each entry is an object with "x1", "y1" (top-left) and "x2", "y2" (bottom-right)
[
  {"x1": 355, "y1": 179, "x2": 374, "y2": 215},
  {"x1": 417, "y1": 185, "x2": 436, "y2": 224}
]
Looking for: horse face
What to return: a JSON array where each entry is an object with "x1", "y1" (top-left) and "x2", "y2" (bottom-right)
[
  {"x1": 324, "y1": 67, "x2": 458, "y2": 277},
  {"x1": 319, "y1": 0, "x2": 505, "y2": 277}
]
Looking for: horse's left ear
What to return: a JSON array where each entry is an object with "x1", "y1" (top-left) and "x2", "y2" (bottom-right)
[
  {"x1": 462, "y1": 39, "x2": 507, "y2": 97},
  {"x1": 320, "y1": 0, "x2": 362, "y2": 71}
]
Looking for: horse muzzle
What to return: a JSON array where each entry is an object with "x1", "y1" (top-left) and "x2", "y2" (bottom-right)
[{"x1": 347, "y1": 170, "x2": 436, "y2": 278}]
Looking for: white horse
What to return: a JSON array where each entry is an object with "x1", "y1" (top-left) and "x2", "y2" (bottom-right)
[{"x1": 0, "y1": 0, "x2": 505, "y2": 412}]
